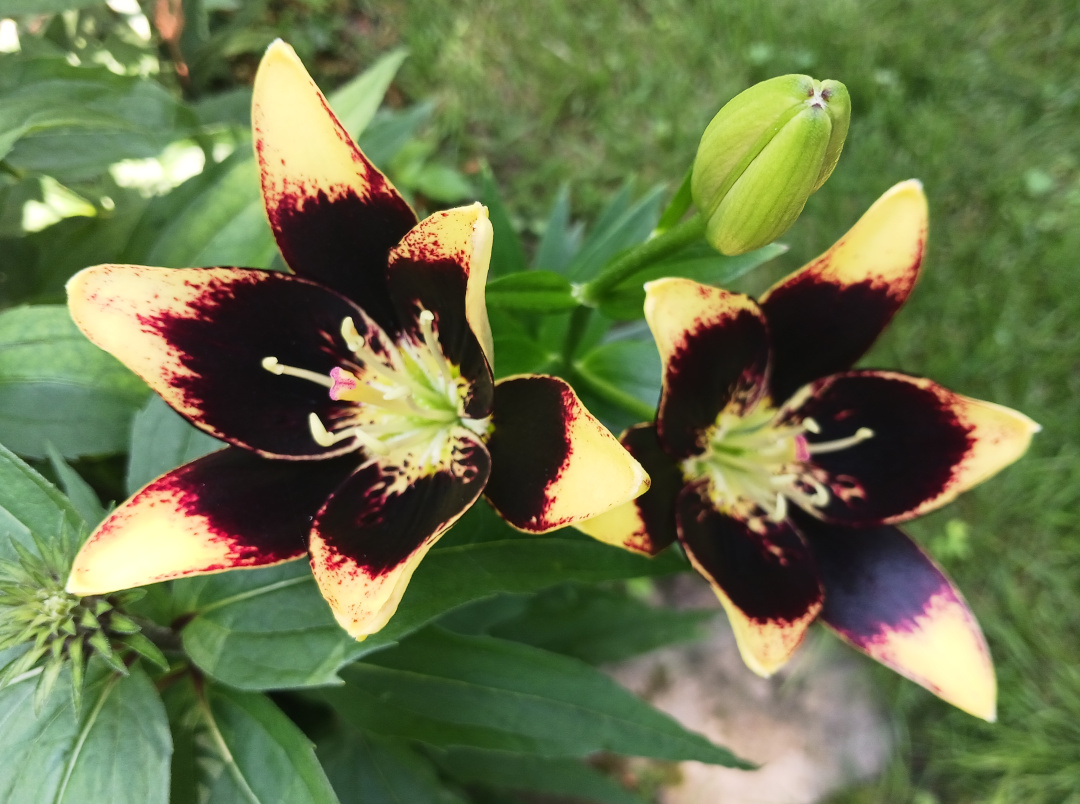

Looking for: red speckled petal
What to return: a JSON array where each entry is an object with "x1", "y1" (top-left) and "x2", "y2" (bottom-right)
[
  {"x1": 309, "y1": 432, "x2": 490, "y2": 639},
  {"x1": 67, "y1": 264, "x2": 377, "y2": 459},
  {"x1": 760, "y1": 180, "x2": 928, "y2": 401},
  {"x1": 794, "y1": 511, "x2": 996, "y2": 720},
  {"x1": 575, "y1": 423, "x2": 681, "y2": 556},
  {"x1": 484, "y1": 375, "x2": 650, "y2": 534},
  {"x1": 784, "y1": 370, "x2": 1040, "y2": 526},
  {"x1": 677, "y1": 483, "x2": 823, "y2": 676},
  {"x1": 253, "y1": 40, "x2": 416, "y2": 330},
  {"x1": 66, "y1": 447, "x2": 356, "y2": 595},
  {"x1": 386, "y1": 204, "x2": 495, "y2": 419},
  {"x1": 644, "y1": 278, "x2": 771, "y2": 459}
]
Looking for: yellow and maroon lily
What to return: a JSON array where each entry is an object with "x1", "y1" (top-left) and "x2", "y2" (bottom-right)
[
  {"x1": 578, "y1": 180, "x2": 1038, "y2": 720},
  {"x1": 64, "y1": 41, "x2": 649, "y2": 640}
]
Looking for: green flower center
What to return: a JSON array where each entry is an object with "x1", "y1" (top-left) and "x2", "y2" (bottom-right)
[
  {"x1": 263, "y1": 311, "x2": 490, "y2": 466},
  {"x1": 682, "y1": 403, "x2": 872, "y2": 523}
]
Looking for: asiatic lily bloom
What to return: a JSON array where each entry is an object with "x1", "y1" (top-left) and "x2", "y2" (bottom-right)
[
  {"x1": 578, "y1": 180, "x2": 1038, "y2": 719},
  {"x1": 64, "y1": 41, "x2": 649, "y2": 640}
]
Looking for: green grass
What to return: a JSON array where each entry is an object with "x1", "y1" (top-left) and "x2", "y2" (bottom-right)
[{"x1": 337, "y1": 0, "x2": 1080, "y2": 800}]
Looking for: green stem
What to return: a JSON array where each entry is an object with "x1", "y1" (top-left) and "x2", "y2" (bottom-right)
[
  {"x1": 582, "y1": 212, "x2": 706, "y2": 303},
  {"x1": 561, "y1": 305, "x2": 593, "y2": 365}
]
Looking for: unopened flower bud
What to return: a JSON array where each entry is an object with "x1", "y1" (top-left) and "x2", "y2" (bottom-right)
[{"x1": 692, "y1": 74, "x2": 850, "y2": 255}]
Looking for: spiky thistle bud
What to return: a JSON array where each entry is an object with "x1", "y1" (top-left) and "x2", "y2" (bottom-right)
[{"x1": 0, "y1": 529, "x2": 167, "y2": 714}]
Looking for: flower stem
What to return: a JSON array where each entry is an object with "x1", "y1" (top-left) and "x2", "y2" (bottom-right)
[
  {"x1": 561, "y1": 305, "x2": 593, "y2": 365},
  {"x1": 581, "y1": 212, "x2": 706, "y2": 303}
]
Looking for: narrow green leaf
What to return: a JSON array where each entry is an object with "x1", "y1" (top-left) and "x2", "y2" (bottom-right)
[
  {"x1": 485, "y1": 270, "x2": 578, "y2": 312},
  {"x1": 45, "y1": 443, "x2": 105, "y2": 527},
  {"x1": 565, "y1": 185, "x2": 666, "y2": 281},
  {"x1": 595, "y1": 242, "x2": 788, "y2": 320},
  {"x1": 0, "y1": 442, "x2": 83, "y2": 560},
  {"x1": 318, "y1": 726, "x2": 466, "y2": 804},
  {"x1": 180, "y1": 525, "x2": 685, "y2": 690},
  {"x1": 358, "y1": 103, "x2": 435, "y2": 169},
  {"x1": 323, "y1": 628, "x2": 749, "y2": 767},
  {"x1": 126, "y1": 395, "x2": 222, "y2": 495},
  {"x1": 327, "y1": 48, "x2": 409, "y2": 140},
  {"x1": 655, "y1": 168, "x2": 694, "y2": 233},
  {"x1": 163, "y1": 675, "x2": 338, "y2": 804},
  {"x1": 533, "y1": 183, "x2": 583, "y2": 273},
  {"x1": 433, "y1": 746, "x2": 647, "y2": 804},
  {"x1": 479, "y1": 165, "x2": 528, "y2": 277},
  {"x1": 489, "y1": 584, "x2": 714, "y2": 665},
  {"x1": 0, "y1": 306, "x2": 149, "y2": 458},
  {"x1": 0, "y1": 663, "x2": 171, "y2": 804}
]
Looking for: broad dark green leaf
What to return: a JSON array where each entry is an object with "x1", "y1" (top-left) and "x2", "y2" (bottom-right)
[
  {"x1": 180, "y1": 524, "x2": 685, "y2": 690},
  {"x1": 126, "y1": 395, "x2": 222, "y2": 495},
  {"x1": 0, "y1": 57, "x2": 195, "y2": 182},
  {"x1": 323, "y1": 628, "x2": 748, "y2": 767},
  {"x1": 0, "y1": 441, "x2": 83, "y2": 560},
  {"x1": 0, "y1": 664, "x2": 171, "y2": 804},
  {"x1": 564, "y1": 185, "x2": 666, "y2": 281},
  {"x1": 485, "y1": 270, "x2": 578, "y2": 312},
  {"x1": 164, "y1": 675, "x2": 338, "y2": 804},
  {"x1": 490, "y1": 335, "x2": 553, "y2": 379},
  {"x1": 413, "y1": 163, "x2": 475, "y2": 203},
  {"x1": 0, "y1": 305, "x2": 148, "y2": 458},
  {"x1": 318, "y1": 726, "x2": 466, "y2": 804},
  {"x1": 142, "y1": 150, "x2": 278, "y2": 269},
  {"x1": 46, "y1": 443, "x2": 105, "y2": 526},
  {"x1": 479, "y1": 165, "x2": 527, "y2": 277},
  {"x1": 595, "y1": 243, "x2": 788, "y2": 320},
  {"x1": 489, "y1": 584, "x2": 713, "y2": 665},
  {"x1": 533, "y1": 183, "x2": 583, "y2": 273},
  {"x1": 433, "y1": 746, "x2": 647, "y2": 804}
]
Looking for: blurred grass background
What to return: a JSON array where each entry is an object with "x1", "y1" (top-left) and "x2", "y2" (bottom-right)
[{"x1": 287, "y1": 0, "x2": 1080, "y2": 800}]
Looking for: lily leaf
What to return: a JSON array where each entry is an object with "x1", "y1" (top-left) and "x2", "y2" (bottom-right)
[
  {"x1": 45, "y1": 443, "x2": 105, "y2": 527},
  {"x1": 320, "y1": 627, "x2": 750, "y2": 768},
  {"x1": 533, "y1": 183, "x2": 583, "y2": 273},
  {"x1": 479, "y1": 164, "x2": 527, "y2": 277},
  {"x1": 564, "y1": 184, "x2": 666, "y2": 281},
  {"x1": 485, "y1": 270, "x2": 578, "y2": 312},
  {"x1": 594, "y1": 242, "x2": 788, "y2": 320},
  {"x1": 0, "y1": 664, "x2": 171, "y2": 804},
  {"x1": 0, "y1": 305, "x2": 149, "y2": 459},
  {"x1": 328, "y1": 48, "x2": 409, "y2": 141},
  {"x1": 179, "y1": 530, "x2": 685, "y2": 690},
  {"x1": 163, "y1": 675, "x2": 337, "y2": 804}
]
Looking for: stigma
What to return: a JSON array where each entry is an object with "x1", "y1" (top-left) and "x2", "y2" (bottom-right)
[{"x1": 683, "y1": 403, "x2": 873, "y2": 524}]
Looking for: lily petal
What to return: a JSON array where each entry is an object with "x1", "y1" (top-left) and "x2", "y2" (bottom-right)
[
  {"x1": 760, "y1": 180, "x2": 928, "y2": 401},
  {"x1": 67, "y1": 264, "x2": 371, "y2": 459},
  {"x1": 309, "y1": 432, "x2": 490, "y2": 639},
  {"x1": 66, "y1": 447, "x2": 356, "y2": 595},
  {"x1": 253, "y1": 40, "x2": 416, "y2": 329},
  {"x1": 677, "y1": 483, "x2": 823, "y2": 676},
  {"x1": 575, "y1": 423, "x2": 681, "y2": 556},
  {"x1": 386, "y1": 204, "x2": 495, "y2": 418},
  {"x1": 484, "y1": 375, "x2": 650, "y2": 533},
  {"x1": 787, "y1": 370, "x2": 1039, "y2": 526},
  {"x1": 644, "y1": 278, "x2": 771, "y2": 460},
  {"x1": 795, "y1": 512, "x2": 996, "y2": 720}
]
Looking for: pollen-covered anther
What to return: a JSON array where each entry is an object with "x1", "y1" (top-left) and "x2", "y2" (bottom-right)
[{"x1": 261, "y1": 356, "x2": 333, "y2": 387}]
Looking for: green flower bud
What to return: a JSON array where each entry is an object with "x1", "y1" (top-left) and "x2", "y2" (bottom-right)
[{"x1": 691, "y1": 74, "x2": 850, "y2": 255}]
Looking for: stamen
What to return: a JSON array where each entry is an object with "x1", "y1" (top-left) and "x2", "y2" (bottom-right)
[
  {"x1": 802, "y1": 417, "x2": 821, "y2": 434},
  {"x1": 261, "y1": 357, "x2": 333, "y2": 388},
  {"x1": 340, "y1": 317, "x2": 365, "y2": 353},
  {"x1": 415, "y1": 309, "x2": 457, "y2": 392},
  {"x1": 805, "y1": 427, "x2": 874, "y2": 455},
  {"x1": 308, "y1": 413, "x2": 388, "y2": 454}
]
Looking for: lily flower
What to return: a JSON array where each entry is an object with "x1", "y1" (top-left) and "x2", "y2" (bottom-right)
[
  {"x1": 578, "y1": 180, "x2": 1038, "y2": 719},
  {"x1": 64, "y1": 41, "x2": 649, "y2": 639}
]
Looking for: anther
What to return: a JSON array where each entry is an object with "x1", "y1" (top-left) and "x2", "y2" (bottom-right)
[
  {"x1": 261, "y1": 357, "x2": 333, "y2": 388},
  {"x1": 805, "y1": 427, "x2": 874, "y2": 455}
]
